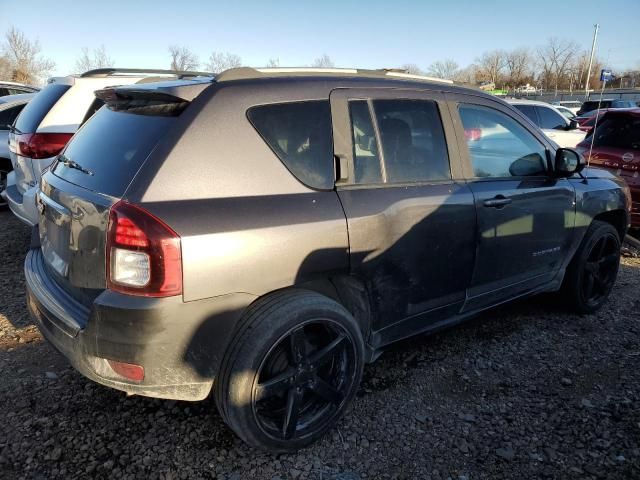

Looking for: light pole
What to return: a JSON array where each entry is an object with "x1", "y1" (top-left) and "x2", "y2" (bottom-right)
[{"x1": 585, "y1": 23, "x2": 599, "y2": 98}]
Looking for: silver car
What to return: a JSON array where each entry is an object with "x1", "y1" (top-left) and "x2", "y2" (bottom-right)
[{"x1": 0, "y1": 93, "x2": 34, "y2": 207}]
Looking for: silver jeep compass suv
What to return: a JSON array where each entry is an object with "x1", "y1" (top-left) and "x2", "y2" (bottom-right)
[{"x1": 26, "y1": 67, "x2": 630, "y2": 452}]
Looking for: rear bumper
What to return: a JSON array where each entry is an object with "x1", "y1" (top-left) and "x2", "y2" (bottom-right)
[
  {"x1": 25, "y1": 248, "x2": 254, "y2": 401},
  {"x1": 4, "y1": 173, "x2": 38, "y2": 226}
]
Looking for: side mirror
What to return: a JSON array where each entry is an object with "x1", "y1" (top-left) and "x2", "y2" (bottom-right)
[
  {"x1": 555, "y1": 148, "x2": 585, "y2": 177},
  {"x1": 566, "y1": 119, "x2": 578, "y2": 130}
]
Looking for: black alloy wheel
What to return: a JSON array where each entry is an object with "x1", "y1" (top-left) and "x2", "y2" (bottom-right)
[
  {"x1": 216, "y1": 289, "x2": 364, "y2": 452},
  {"x1": 581, "y1": 232, "x2": 619, "y2": 306},
  {"x1": 562, "y1": 220, "x2": 621, "y2": 313},
  {"x1": 252, "y1": 320, "x2": 357, "y2": 441}
]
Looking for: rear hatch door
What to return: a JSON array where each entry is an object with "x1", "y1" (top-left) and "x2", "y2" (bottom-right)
[
  {"x1": 10, "y1": 83, "x2": 71, "y2": 193},
  {"x1": 38, "y1": 84, "x2": 202, "y2": 307}
]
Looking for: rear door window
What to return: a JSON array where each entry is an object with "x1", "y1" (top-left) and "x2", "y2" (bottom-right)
[
  {"x1": 349, "y1": 100, "x2": 383, "y2": 184},
  {"x1": 248, "y1": 101, "x2": 334, "y2": 190},
  {"x1": 14, "y1": 83, "x2": 70, "y2": 133},
  {"x1": 52, "y1": 105, "x2": 179, "y2": 197},
  {"x1": 371, "y1": 99, "x2": 451, "y2": 183},
  {"x1": 536, "y1": 106, "x2": 567, "y2": 130}
]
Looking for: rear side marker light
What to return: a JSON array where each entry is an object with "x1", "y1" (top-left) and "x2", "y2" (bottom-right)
[
  {"x1": 107, "y1": 360, "x2": 145, "y2": 382},
  {"x1": 107, "y1": 201, "x2": 182, "y2": 297}
]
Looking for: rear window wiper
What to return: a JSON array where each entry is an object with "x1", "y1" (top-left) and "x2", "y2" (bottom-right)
[
  {"x1": 57, "y1": 154, "x2": 94, "y2": 176},
  {"x1": 8, "y1": 124, "x2": 22, "y2": 134}
]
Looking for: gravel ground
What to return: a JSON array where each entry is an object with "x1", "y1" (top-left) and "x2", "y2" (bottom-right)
[{"x1": 1, "y1": 209, "x2": 640, "y2": 480}]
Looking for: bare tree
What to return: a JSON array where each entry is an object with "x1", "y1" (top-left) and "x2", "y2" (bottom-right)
[
  {"x1": 312, "y1": 54, "x2": 334, "y2": 68},
  {"x1": 537, "y1": 38, "x2": 580, "y2": 93},
  {"x1": 75, "y1": 45, "x2": 114, "y2": 73},
  {"x1": 206, "y1": 51, "x2": 241, "y2": 73},
  {"x1": 0, "y1": 54, "x2": 11, "y2": 80},
  {"x1": 505, "y1": 48, "x2": 531, "y2": 87},
  {"x1": 168, "y1": 45, "x2": 199, "y2": 72},
  {"x1": 1, "y1": 27, "x2": 54, "y2": 84},
  {"x1": 454, "y1": 64, "x2": 480, "y2": 84},
  {"x1": 427, "y1": 59, "x2": 459, "y2": 79},
  {"x1": 476, "y1": 50, "x2": 506, "y2": 85},
  {"x1": 401, "y1": 63, "x2": 425, "y2": 75},
  {"x1": 265, "y1": 57, "x2": 280, "y2": 68}
]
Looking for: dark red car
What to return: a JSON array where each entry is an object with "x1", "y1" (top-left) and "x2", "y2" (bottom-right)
[{"x1": 576, "y1": 108, "x2": 640, "y2": 228}]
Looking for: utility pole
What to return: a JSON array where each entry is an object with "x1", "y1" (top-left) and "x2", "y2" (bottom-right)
[{"x1": 585, "y1": 23, "x2": 599, "y2": 98}]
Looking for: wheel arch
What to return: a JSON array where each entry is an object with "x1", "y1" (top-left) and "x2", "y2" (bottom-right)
[{"x1": 593, "y1": 209, "x2": 628, "y2": 241}]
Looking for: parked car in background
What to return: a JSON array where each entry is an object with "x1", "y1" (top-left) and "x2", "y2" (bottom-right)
[
  {"x1": 516, "y1": 84, "x2": 537, "y2": 94},
  {"x1": 3, "y1": 68, "x2": 211, "y2": 225},
  {"x1": 0, "y1": 93, "x2": 35, "y2": 207},
  {"x1": 26, "y1": 67, "x2": 629, "y2": 452},
  {"x1": 551, "y1": 100, "x2": 581, "y2": 115},
  {"x1": 576, "y1": 108, "x2": 640, "y2": 228},
  {"x1": 0, "y1": 81, "x2": 39, "y2": 97},
  {"x1": 507, "y1": 99, "x2": 585, "y2": 147},
  {"x1": 577, "y1": 99, "x2": 638, "y2": 116},
  {"x1": 478, "y1": 81, "x2": 495, "y2": 91},
  {"x1": 555, "y1": 105, "x2": 577, "y2": 120}
]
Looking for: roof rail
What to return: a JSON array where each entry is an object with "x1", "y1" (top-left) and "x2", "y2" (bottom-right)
[
  {"x1": 79, "y1": 68, "x2": 214, "y2": 79},
  {"x1": 215, "y1": 66, "x2": 455, "y2": 85}
]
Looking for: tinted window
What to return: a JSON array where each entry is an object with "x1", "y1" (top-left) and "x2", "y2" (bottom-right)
[
  {"x1": 0, "y1": 88, "x2": 8, "y2": 97},
  {"x1": 52, "y1": 106, "x2": 177, "y2": 197},
  {"x1": 14, "y1": 83, "x2": 70, "y2": 133},
  {"x1": 459, "y1": 104, "x2": 547, "y2": 178},
  {"x1": 581, "y1": 100, "x2": 611, "y2": 113},
  {"x1": 248, "y1": 101, "x2": 334, "y2": 190},
  {"x1": 536, "y1": 106, "x2": 567, "y2": 130},
  {"x1": 513, "y1": 104, "x2": 538, "y2": 125},
  {"x1": 591, "y1": 116, "x2": 640, "y2": 150},
  {"x1": 0, "y1": 104, "x2": 26, "y2": 129},
  {"x1": 81, "y1": 98, "x2": 105, "y2": 125},
  {"x1": 349, "y1": 100, "x2": 382, "y2": 184},
  {"x1": 372, "y1": 99, "x2": 450, "y2": 183}
]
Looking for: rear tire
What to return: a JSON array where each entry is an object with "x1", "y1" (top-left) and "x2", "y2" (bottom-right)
[
  {"x1": 215, "y1": 289, "x2": 364, "y2": 452},
  {"x1": 561, "y1": 220, "x2": 621, "y2": 314}
]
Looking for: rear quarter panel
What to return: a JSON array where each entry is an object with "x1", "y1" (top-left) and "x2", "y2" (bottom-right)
[{"x1": 128, "y1": 81, "x2": 350, "y2": 302}]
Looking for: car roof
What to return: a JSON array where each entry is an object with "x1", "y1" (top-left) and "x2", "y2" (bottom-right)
[
  {"x1": 0, "y1": 80, "x2": 39, "y2": 88},
  {"x1": 0, "y1": 93, "x2": 35, "y2": 104},
  {"x1": 505, "y1": 98, "x2": 554, "y2": 107},
  {"x1": 106, "y1": 67, "x2": 496, "y2": 103}
]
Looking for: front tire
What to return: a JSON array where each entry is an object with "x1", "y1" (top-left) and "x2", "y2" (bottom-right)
[
  {"x1": 562, "y1": 220, "x2": 621, "y2": 314},
  {"x1": 215, "y1": 289, "x2": 364, "y2": 452}
]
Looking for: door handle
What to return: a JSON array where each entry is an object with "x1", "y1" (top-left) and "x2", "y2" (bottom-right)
[{"x1": 483, "y1": 196, "x2": 512, "y2": 208}]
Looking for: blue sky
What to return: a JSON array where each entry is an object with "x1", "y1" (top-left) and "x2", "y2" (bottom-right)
[{"x1": 1, "y1": 0, "x2": 638, "y2": 76}]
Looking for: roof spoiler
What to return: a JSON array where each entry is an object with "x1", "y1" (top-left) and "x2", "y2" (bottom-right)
[{"x1": 95, "y1": 78, "x2": 213, "y2": 104}]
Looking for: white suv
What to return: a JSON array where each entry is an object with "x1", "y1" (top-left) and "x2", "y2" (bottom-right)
[
  {"x1": 3, "y1": 68, "x2": 211, "y2": 225},
  {"x1": 507, "y1": 99, "x2": 586, "y2": 148}
]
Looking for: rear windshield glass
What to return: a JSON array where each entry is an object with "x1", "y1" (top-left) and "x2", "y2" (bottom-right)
[
  {"x1": 52, "y1": 106, "x2": 178, "y2": 197},
  {"x1": 247, "y1": 101, "x2": 334, "y2": 190},
  {"x1": 14, "y1": 83, "x2": 70, "y2": 133},
  {"x1": 582, "y1": 101, "x2": 611, "y2": 112},
  {"x1": 591, "y1": 116, "x2": 640, "y2": 150}
]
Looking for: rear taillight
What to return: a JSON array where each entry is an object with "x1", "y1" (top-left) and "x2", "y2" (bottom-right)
[
  {"x1": 13, "y1": 133, "x2": 73, "y2": 159},
  {"x1": 106, "y1": 201, "x2": 182, "y2": 297}
]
